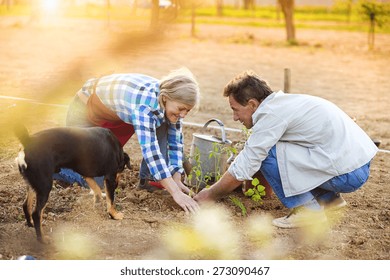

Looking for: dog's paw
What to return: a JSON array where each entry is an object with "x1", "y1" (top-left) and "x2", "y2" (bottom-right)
[
  {"x1": 38, "y1": 235, "x2": 52, "y2": 245},
  {"x1": 109, "y1": 211, "x2": 124, "y2": 220}
]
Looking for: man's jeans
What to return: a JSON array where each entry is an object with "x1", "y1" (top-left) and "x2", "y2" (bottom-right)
[{"x1": 260, "y1": 146, "x2": 371, "y2": 208}]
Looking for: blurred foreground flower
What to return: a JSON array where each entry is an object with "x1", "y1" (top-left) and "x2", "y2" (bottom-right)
[
  {"x1": 296, "y1": 210, "x2": 331, "y2": 245},
  {"x1": 160, "y1": 204, "x2": 241, "y2": 259},
  {"x1": 246, "y1": 214, "x2": 274, "y2": 247},
  {"x1": 53, "y1": 227, "x2": 97, "y2": 260}
]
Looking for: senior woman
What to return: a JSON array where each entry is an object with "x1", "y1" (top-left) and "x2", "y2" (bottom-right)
[{"x1": 56, "y1": 68, "x2": 200, "y2": 214}]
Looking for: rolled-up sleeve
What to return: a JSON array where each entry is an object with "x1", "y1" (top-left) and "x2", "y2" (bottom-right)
[{"x1": 167, "y1": 121, "x2": 184, "y2": 175}]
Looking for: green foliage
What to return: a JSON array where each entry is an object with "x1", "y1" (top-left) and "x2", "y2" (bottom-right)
[
  {"x1": 178, "y1": 4, "x2": 390, "y2": 33},
  {"x1": 186, "y1": 147, "x2": 204, "y2": 193},
  {"x1": 2, "y1": 3, "x2": 390, "y2": 33},
  {"x1": 187, "y1": 142, "x2": 237, "y2": 193},
  {"x1": 229, "y1": 195, "x2": 247, "y2": 216},
  {"x1": 244, "y1": 178, "x2": 266, "y2": 204},
  {"x1": 0, "y1": 4, "x2": 30, "y2": 16},
  {"x1": 358, "y1": 0, "x2": 390, "y2": 27}
]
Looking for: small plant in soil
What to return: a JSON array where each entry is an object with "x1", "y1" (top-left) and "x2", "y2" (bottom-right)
[{"x1": 244, "y1": 177, "x2": 266, "y2": 204}]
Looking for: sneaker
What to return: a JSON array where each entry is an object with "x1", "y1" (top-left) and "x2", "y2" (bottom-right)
[
  {"x1": 320, "y1": 194, "x2": 347, "y2": 211},
  {"x1": 138, "y1": 179, "x2": 164, "y2": 192},
  {"x1": 272, "y1": 207, "x2": 328, "y2": 229}
]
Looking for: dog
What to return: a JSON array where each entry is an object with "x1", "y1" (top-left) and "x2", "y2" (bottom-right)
[{"x1": 14, "y1": 124, "x2": 130, "y2": 243}]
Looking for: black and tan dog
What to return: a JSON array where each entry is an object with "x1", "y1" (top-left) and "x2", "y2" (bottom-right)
[{"x1": 14, "y1": 124, "x2": 130, "y2": 243}]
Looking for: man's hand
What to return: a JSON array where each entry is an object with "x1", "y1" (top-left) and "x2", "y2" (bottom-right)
[
  {"x1": 194, "y1": 171, "x2": 242, "y2": 203},
  {"x1": 193, "y1": 188, "x2": 213, "y2": 204}
]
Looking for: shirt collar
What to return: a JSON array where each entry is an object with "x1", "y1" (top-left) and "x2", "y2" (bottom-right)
[{"x1": 252, "y1": 91, "x2": 283, "y2": 123}]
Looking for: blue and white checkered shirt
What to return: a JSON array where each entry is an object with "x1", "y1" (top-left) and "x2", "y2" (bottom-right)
[{"x1": 80, "y1": 73, "x2": 184, "y2": 181}]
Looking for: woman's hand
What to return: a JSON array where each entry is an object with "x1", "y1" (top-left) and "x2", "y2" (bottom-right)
[
  {"x1": 160, "y1": 177, "x2": 199, "y2": 214},
  {"x1": 171, "y1": 190, "x2": 200, "y2": 214},
  {"x1": 172, "y1": 172, "x2": 191, "y2": 195}
]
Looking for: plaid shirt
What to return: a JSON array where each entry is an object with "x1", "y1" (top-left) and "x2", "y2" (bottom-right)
[{"x1": 80, "y1": 73, "x2": 184, "y2": 180}]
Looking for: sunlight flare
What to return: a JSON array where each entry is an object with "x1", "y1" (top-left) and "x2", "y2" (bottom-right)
[{"x1": 41, "y1": 0, "x2": 60, "y2": 14}]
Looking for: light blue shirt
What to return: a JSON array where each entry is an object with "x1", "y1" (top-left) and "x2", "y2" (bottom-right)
[{"x1": 228, "y1": 91, "x2": 378, "y2": 197}]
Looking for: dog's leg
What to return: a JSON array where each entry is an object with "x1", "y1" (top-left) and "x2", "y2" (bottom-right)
[
  {"x1": 32, "y1": 190, "x2": 50, "y2": 244},
  {"x1": 23, "y1": 185, "x2": 35, "y2": 227},
  {"x1": 105, "y1": 174, "x2": 123, "y2": 220},
  {"x1": 84, "y1": 177, "x2": 104, "y2": 205}
]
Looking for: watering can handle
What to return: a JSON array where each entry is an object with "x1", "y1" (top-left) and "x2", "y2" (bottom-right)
[
  {"x1": 203, "y1": 118, "x2": 235, "y2": 164},
  {"x1": 203, "y1": 118, "x2": 227, "y2": 143}
]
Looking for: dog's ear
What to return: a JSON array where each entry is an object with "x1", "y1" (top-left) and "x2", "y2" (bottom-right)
[{"x1": 123, "y1": 152, "x2": 131, "y2": 169}]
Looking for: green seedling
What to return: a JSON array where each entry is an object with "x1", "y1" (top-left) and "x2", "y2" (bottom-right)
[
  {"x1": 186, "y1": 147, "x2": 204, "y2": 193},
  {"x1": 229, "y1": 195, "x2": 247, "y2": 217},
  {"x1": 188, "y1": 142, "x2": 237, "y2": 193},
  {"x1": 244, "y1": 177, "x2": 266, "y2": 204}
]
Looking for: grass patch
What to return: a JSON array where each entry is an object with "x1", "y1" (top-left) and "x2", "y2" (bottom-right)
[{"x1": 1, "y1": 4, "x2": 389, "y2": 34}]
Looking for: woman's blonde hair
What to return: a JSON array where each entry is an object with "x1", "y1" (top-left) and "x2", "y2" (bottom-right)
[{"x1": 159, "y1": 67, "x2": 200, "y2": 111}]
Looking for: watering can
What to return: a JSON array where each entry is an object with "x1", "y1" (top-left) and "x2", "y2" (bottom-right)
[{"x1": 185, "y1": 118, "x2": 235, "y2": 190}]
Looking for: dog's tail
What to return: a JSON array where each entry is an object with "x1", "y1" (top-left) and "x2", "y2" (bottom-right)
[
  {"x1": 13, "y1": 123, "x2": 30, "y2": 147},
  {"x1": 13, "y1": 123, "x2": 30, "y2": 173}
]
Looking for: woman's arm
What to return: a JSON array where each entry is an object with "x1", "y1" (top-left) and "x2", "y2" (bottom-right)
[{"x1": 166, "y1": 121, "x2": 185, "y2": 175}]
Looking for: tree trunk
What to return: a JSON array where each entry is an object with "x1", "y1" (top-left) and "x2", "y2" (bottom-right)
[
  {"x1": 368, "y1": 14, "x2": 375, "y2": 50},
  {"x1": 216, "y1": 0, "x2": 223, "y2": 17},
  {"x1": 278, "y1": 0, "x2": 296, "y2": 43}
]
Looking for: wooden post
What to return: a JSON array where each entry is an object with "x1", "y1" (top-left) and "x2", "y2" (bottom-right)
[{"x1": 284, "y1": 68, "x2": 291, "y2": 93}]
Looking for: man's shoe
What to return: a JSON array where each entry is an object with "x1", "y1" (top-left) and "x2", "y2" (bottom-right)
[
  {"x1": 321, "y1": 194, "x2": 347, "y2": 211},
  {"x1": 272, "y1": 207, "x2": 328, "y2": 229},
  {"x1": 138, "y1": 179, "x2": 164, "y2": 192}
]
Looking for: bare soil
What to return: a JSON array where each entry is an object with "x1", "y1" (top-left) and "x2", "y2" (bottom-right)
[{"x1": 0, "y1": 16, "x2": 389, "y2": 260}]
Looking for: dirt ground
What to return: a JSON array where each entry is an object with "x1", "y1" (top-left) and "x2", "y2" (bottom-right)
[{"x1": 0, "y1": 15, "x2": 389, "y2": 260}]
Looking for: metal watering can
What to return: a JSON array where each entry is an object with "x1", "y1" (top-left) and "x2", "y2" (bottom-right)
[{"x1": 185, "y1": 118, "x2": 234, "y2": 190}]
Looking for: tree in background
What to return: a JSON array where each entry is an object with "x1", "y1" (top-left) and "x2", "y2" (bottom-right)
[
  {"x1": 178, "y1": 0, "x2": 204, "y2": 37},
  {"x1": 359, "y1": 0, "x2": 389, "y2": 49},
  {"x1": 243, "y1": 0, "x2": 255, "y2": 10},
  {"x1": 278, "y1": 0, "x2": 296, "y2": 43}
]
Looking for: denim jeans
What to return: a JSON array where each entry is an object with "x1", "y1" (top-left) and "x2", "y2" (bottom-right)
[
  {"x1": 139, "y1": 121, "x2": 169, "y2": 180},
  {"x1": 260, "y1": 145, "x2": 371, "y2": 209}
]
